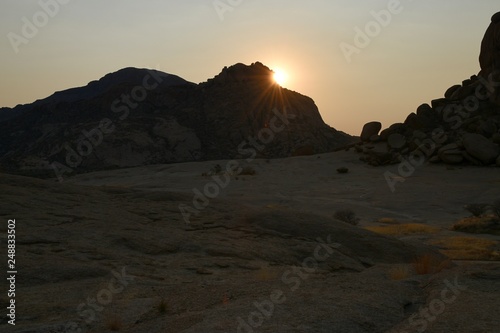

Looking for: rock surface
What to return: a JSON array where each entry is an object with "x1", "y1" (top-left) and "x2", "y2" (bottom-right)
[{"x1": 3, "y1": 151, "x2": 500, "y2": 333}]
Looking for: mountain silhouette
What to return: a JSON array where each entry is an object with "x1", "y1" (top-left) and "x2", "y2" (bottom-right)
[{"x1": 0, "y1": 62, "x2": 353, "y2": 179}]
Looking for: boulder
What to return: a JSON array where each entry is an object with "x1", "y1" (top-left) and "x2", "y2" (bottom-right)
[
  {"x1": 479, "y1": 120, "x2": 497, "y2": 138},
  {"x1": 492, "y1": 133, "x2": 500, "y2": 144},
  {"x1": 380, "y1": 123, "x2": 406, "y2": 141},
  {"x1": 360, "y1": 122, "x2": 382, "y2": 142},
  {"x1": 405, "y1": 112, "x2": 436, "y2": 130},
  {"x1": 479, "y1": 12, "x2": 500, "y2": 105},
  {"x1": 445, "y1": 85, "x2": 462, "y2": 99},
  {"x1": 494, "y1": 12, "x2": 500, "y2": 23},
  {"x1": 463, "y1": 151, "x2": 483, "y2": 166},
  {"x1": 404, "y1": 113, "x2": 424, "y2": 130},
  {"x1": 431, "y1": 98, "x2": 449, "y2": 109},
  {"x1": 463, "y1": 133, "x2": 500, "y2": 165},
  {"x1": 438, "y1": 144, "x2": 464, "y2": 164},
  {"x1": 387, "y1": 133, "x2": 407, "y2": 150}
]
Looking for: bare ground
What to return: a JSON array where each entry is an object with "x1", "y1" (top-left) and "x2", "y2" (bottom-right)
[{"x1": 1, "y1": 151, "x2": 499, "y2": 332}]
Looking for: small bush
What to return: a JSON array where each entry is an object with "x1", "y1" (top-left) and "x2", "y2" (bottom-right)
[
  {"x1": 464, "y1": 203, "x2": 489, "y2": 217},
  {"x1": 336, "y1": 167, "x2": 349, "y2": 174},
  {"x1": 334, "y1": 210, "x2": 359, "y2": 225}
]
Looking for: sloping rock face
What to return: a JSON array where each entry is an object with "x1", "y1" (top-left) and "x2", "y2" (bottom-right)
[
  {"x1": 356, "y1": 12, "x2": 500, "y2": 167},
  {"x1": 0, "y1": 63, "x2": 352, "y2": 178}
]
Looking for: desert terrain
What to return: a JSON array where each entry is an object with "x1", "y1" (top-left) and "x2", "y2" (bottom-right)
[{"x1": 1, "y1": 150, "x2": 499, "y2": 333}]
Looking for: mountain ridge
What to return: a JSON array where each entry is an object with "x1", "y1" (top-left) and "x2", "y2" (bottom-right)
[{"x1": 0, "y1": 62, "x2": 353, "y2": 179}]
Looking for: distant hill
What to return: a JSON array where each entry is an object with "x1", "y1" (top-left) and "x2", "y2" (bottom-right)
[{"x1": 0, "y1": 62, "x2": 353, "y2": 179}]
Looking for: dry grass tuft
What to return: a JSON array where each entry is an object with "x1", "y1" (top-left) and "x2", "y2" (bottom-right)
[
  {"x1": 255, "y1": 267, "x2": 278, "y2": 281},
  {"x1": 106, "y1": 315, "x2": 123, "y2": 331},
  {"x1": 464, "y1": 203, "x2": 489, "y2": 217},
  {"x1": 451, "y1": 216, "x2": 500, "y2": 235},
  {"x1": 388, "y1": 266, "x2": 411, "y2": 280},
  {"x1": 158, "y1": 298, "x2": 169, "y2": 314},
  {"x1": 412, "y1": 254, "x2": 451, "y2": 275},
  {"x1": 430, "y1": 236, "x2": 500, "y2": 260},
  {"x1": 365, "y1": 223, "x2": 440, "y2": 236}
]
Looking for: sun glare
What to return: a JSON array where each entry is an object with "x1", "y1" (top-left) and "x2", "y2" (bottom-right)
[{"x1": 273, "y1": 68, "x2": 288, "y2": 86}]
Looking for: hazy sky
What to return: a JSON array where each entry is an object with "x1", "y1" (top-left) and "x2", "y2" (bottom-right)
[{"x1": 0, "y1": 0, "x2": 498, "y2": 135}]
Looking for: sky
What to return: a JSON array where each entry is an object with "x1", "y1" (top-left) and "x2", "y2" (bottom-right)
[{"x1": 0, "y1": 0, "x2": 498, "y2": 135}]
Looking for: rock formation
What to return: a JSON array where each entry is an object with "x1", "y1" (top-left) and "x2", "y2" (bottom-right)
[
  {"x1": 357, "y1": 12, "x2": 500, "y2": 167},
  {"x1": 0, "y1": 62, "x2": 353, "y2": 178}
]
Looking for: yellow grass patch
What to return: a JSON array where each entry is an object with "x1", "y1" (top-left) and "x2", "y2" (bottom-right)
[
  {"x1": 255, "y1": 267, "x2": 278, "y2": 281},
  {"x1": 376, "y1": 217, "x2": 400, "y2": 224},
  {"x1": 365, "y1": 223, "x2": 440, "y2": 236},
  {"x1": 388, "y1": 266, "x2": 411, "y2": 280},
  {"x1": 430, "y1": 236, "x2": 500, "y2": 260}
]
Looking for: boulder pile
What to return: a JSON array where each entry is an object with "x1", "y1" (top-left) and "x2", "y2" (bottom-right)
[{"x1": 357, "y1": 12, "x2": 500, "y2": 167}]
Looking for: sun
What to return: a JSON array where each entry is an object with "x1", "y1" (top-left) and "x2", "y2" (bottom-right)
[{"x1": 272, "y1": 68, "x2": 288, "y2": 86}]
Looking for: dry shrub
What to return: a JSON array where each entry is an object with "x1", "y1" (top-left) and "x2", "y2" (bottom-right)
[
  {"x1": 158, "y1": 298, "x2": 169, "y2": 314},
  {"x1": 365, "y1": 223, "x2": 439, "y2": 236},
  {"x1": 430, "y1": 236, "x2": 499, "y2": 260},
  {"x1": 334, "y1": 210, "x2": 359, "y2": 225},
  {"x1": 464, "y1": 203, "x2": 489, "y2": 217},
  {"x1": 412, "y1": 254, "x2": 450, "y2": 275},
  {"x1": 388, "y1": 266, "x2": 410, "y2": 280},
  {"x1": 336, "y1": 167, "x2": 349, "y2": 174}
]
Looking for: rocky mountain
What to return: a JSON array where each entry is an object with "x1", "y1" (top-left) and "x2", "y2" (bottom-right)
[
  {"x1": 356, "y1": 12, "x2": 500, "y2": 167},
  {"x1": 0, "y1": 62, "x2": 353, "y2": 179}
]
